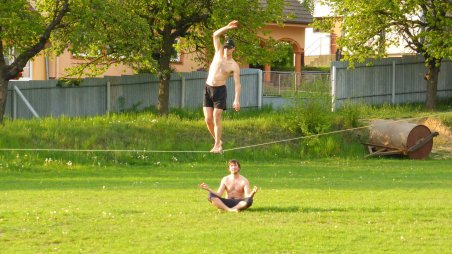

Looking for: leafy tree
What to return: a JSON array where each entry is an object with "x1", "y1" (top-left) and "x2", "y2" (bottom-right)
[
  {"x1": 0, "y1": 0, "x2": 149, "y2": 122},
  {"x1": 119, "y1": 0, "x2": 214, "y2": 114},
  {"x1": 315, "y1": 0, "x2": 452, "y2": 109},
  {"x1": 121, "y1": 0, "x2": 286, "y2": 114}
]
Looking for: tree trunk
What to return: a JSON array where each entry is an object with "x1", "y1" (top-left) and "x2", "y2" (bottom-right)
[
  {"x1": 0, "y1": 78, "x2": 9, "y2": 123},
  {"x1": 157, "y1": 71, "x2": 171, "y2": 114},
  {"x1": 425, "y1": 61, "x2": 439, "y2": 110},
  {"x1": 157, "y1": 30, "x2": 175, "y2": 115},
  {"x1": 157, "y1": 50, "x2": 172, "y2": 115}
]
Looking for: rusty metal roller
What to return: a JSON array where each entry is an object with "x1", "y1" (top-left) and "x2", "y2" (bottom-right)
[{"x1": 365, "y1": 120, "x2": 439, "y2": 159}]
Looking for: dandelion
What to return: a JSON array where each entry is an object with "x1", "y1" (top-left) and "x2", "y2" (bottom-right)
[{"x1": 45, "y1": 158, "x2": 53, "y2": 165}]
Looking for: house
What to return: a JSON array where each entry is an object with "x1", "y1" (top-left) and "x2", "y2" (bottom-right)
[
  {"x1": 304, "y1": 3, "x2": 417, "y2": 67},
  {"x1": 17, "y1": 0, "x2": 312, "y2": 81}
]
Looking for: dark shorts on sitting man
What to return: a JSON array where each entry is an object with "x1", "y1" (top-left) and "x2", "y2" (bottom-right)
[{"x1": 208, "y1": 192, "x2": 253, "y2": 210}]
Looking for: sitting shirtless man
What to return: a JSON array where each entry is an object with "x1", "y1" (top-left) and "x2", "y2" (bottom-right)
[
  {"x1": 199, "y1": 159, "x2": 258, "y2": 212},
  {"x1": 203, "y1": 20, "x2": 241, "y2": 153}
]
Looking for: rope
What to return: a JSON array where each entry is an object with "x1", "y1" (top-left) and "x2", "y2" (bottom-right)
[
  {"x1": 223, "y1": 111, "x2": 452, "y2": 152},
  {"x1": 0, "y1": 148, "x2": 208, "y2": 153},
  {"x1": 1, "y1": 111, "x2": 450, "y2": 153}
]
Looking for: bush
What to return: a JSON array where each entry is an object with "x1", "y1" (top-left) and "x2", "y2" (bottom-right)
[{"x1": 283, "y1": 97, "x2": 333, "y2": 135}]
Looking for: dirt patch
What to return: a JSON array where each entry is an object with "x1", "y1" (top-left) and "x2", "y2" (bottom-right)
[{"x1": 419, "y1": 118, "x2": 452, "y2": 159}]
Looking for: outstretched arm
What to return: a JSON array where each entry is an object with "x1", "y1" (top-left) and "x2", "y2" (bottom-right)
[
  {"x1": 199, "y1": 179, "x2": 226, "y2": 197},
  {"x1": 232, "y1": 63, "x2": 241, "y2": 111},
  {"x1": 243, "y1": 179, "x2": 258, "y2": 198},
  {"x1": 212, "y1": 20, "x2": 239, "y2": 52}
]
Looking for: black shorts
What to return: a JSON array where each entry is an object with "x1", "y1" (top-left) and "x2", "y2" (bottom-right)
[
  {"x1": 203, "y1": 84, "x2": 227, "y2": 110},
  {"x1": 208, "y1": 192, "x2": 253, "y2": 209}
]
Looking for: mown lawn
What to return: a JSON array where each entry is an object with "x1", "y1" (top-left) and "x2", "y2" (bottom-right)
[{"x1": 0, "y1": 158, "x2": 451, "y2": 253}]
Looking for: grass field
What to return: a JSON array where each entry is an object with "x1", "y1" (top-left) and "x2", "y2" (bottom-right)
[
  {"x1": 1, "y1": 102, "x2": 451, "y2": 253},
  {"x1": 1, "y1": 159, "x2": 451, "y2": 253}
]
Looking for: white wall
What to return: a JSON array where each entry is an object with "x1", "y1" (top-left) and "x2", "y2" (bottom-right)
[{"x1": 305, "y1": 3, "x2": 416, "y2": 57}]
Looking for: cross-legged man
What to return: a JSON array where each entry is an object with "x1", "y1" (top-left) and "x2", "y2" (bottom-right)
[{"x1": 199, "y1": 159, "x2": 258, "y2": 212}]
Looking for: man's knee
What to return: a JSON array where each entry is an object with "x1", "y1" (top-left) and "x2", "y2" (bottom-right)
[
  {"x1": 240, "y1": 197, "x2": 253, "y2": 210},
  {"x1": 208, "y1": 192, "x2": 219, "y2": 202},
  {"x1": 204, "y1": 115, "x2": 213, "y2": 124},
  {"x1": 213, "y1": 112, "x2": 222, "y2": 124}
]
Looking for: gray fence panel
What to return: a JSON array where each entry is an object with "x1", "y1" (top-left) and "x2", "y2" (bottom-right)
[
  {"x1": 5, "y1": 69, "x2": 261, "y2": 119},
  {"x1": 332, "y1": 55, "x2": 452, "y2": 109},
  {"x1": 239, "y1": 70, "x2": 259, "y2": 108},
  {"x1": 183, "y1": 71, "x2": 208, "y2": 108}
]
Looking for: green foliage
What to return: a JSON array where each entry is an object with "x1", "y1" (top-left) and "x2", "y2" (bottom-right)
[
  {"x1": 0, "y1": 0, "x2": 44, "y2": 56},
  {"x1": 316, "y1": 0, "x2": 452, "y2": 65},
  {"x1": 269, "y1": 42, "x2": 294, "y2": 71},
  {"x1": 1, "y1": 101, "x2": 451, "y2": 165},
  {"x1": 187, "y1": 0, "x2": 286, "y2": 68},
  {"x1": 303, "y1": 66, "x2": 331, "y2": 72},
  {"x1": 56, "y1": 78, "x2": 81, "y2": 87},
  {"x1": 335, "y1": 101, "x2": 362, "y2": 129},
  {"x1": 283, "y1": 97, "x2": 333, "y2": 135}
]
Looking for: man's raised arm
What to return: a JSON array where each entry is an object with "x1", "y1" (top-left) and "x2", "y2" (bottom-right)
[{"x1": 212, "y1": 20, "x2": 239, "y2": 52}]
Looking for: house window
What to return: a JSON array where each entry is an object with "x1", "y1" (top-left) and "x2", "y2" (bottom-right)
[{"x1": 171, "y1": 38, "x2": 182, "y2": 63}]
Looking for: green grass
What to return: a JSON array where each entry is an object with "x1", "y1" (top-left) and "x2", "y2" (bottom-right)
[
  {"x1": 0, "y1": 159, "x2": 451, "y2": 253},
  {"x1": 0, "y1": 102, "x2": 451, "y2": 253}
]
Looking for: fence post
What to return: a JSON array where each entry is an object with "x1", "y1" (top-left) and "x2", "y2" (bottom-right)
[
  {"x1": 331, "y1": 65, "x2": 336, "y2": 112},
  {"x1": 13, "y1": 87, "x2": 17, "y2": 119},
  {"x1": 106, "y1": 81, "x2": 111, "y2": 115},
  {"x1": 257, "y1": 70, "x2": 262, "y2": 108},
  {"x1": 392, "y1": 61, "x2": 396, "y2": 104},
  {"x1": 181, "y1": 76, "x2": 186, "y2": 108}
]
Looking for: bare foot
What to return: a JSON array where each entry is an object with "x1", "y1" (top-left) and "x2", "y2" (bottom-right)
[{"x1": 210, "y1": 146, "x2": 223, "y2": 154}]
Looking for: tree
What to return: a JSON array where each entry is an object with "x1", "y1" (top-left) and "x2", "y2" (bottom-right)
[
  {"x1": 120, "y1": 0, "x2": 286, "y2": 114},
  {"x1": 0, "y1": 0, "x2": 149, "y2": 123},
  {"x1": 315, "y1": 0, "x2": 452, "y2": 109},
  {"x1": 117, "y1": 0, "x2": 214, "y2": 115},
  {"x1": 1, "y1": 0, "x2": 289, "y2": 119}
]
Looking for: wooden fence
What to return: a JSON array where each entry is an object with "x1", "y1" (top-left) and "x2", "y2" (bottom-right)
[
  {"x1": 331, "y1": 55, "x2": 452, "y2": 110},
  {"x1": 6, "y1": 69, "x2": 262, "y2": 119}
]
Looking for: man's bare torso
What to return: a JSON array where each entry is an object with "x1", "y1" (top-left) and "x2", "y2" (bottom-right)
[
  {"x1": 222, "y1": 174, "x2": 247, "y2": 199},
  {"x1": 206, "y1": 54, "x2": 237, "y2": 86}
]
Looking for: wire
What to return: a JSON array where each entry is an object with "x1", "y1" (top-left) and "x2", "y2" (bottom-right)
[
  {"x1": 0, "y1": 111, "x2": 450, "y2": 153},
  {"x1": 0, "y1": 148, "x2": 208, "y2": 153},
  {"x1": 223, "y1": 111, "x2": 452, "y2": 152}
]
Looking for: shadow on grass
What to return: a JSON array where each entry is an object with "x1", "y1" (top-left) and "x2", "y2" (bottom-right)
[
  {"x1": 249, "y1": 206, "x2": 300, "y2": 213},
  {"x1": 249, "y1": 206, "x2": 382, "y2": 213},
  {"x1": 300, "y1": 207, "x2": 349, "y2": 213}
]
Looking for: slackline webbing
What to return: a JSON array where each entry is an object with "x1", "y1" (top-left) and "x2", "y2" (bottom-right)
[{"x1": 1, "y1": 111, "x2": 450, "y2": 153}]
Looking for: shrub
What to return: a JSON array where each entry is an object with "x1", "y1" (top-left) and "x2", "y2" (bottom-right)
[{"x1": 282, "y1": 97, "x2": 333, "y2": 135}]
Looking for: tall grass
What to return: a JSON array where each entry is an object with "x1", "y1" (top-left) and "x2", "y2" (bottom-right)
[{"x1": 0, "y1": 101, "x2": 450, "y2": 168}]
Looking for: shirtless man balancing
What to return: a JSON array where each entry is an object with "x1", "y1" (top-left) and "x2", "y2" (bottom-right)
[
  {"x1": 203, "y1": 20, "x2": 241, "y2": 153},
  {"x1": 199, "y1": 159, "x2": 258, "y2": 212}
]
